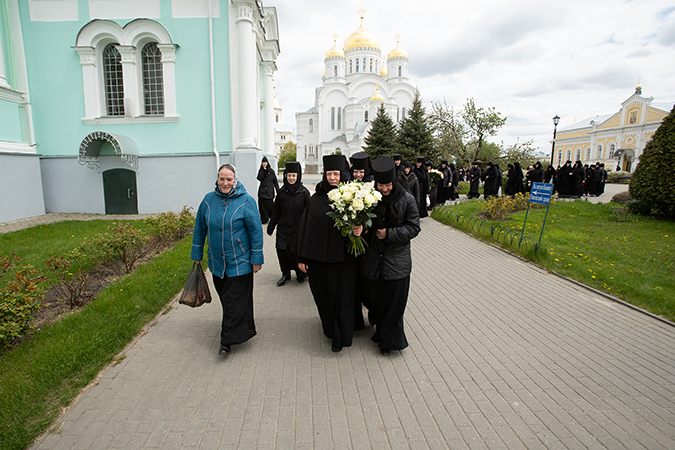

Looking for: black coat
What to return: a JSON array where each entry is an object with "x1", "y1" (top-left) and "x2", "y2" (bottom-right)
[
  {"x1": 293, "y1": 180, "x2": 348, "y2": 264},
  {"x1": 257, "y1": 167, "x2": 279, "y2": 200},
  {"x1": 505, "y1": 167, "x2": 520, "y2": 195},
  {"x1": 267, "y1": 183, "x2": 310, "y2": 249},
  {"x1": 359, "y1": 185, "x2": 420, "y2": 281},
  {"x1": 397, "y1": 171, "x2": 420, "y2": 206}
]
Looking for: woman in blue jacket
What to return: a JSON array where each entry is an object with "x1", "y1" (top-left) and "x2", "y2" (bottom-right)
[{"x1": 192, "y1": 164, "x2": 264, "y2": 355}]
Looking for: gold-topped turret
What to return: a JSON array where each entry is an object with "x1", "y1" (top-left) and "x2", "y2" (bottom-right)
[
  {"x1": 370, "y1": 84, "x2": 385, "y2": 102},
  {"x1": 325, "y1": 33, "x2": 345, "y2": 58},
  {"x1": 387, "y1": 34, "x2": 408, "y2": 59},
  {"x1": 344, "y1": 8, "x2": 381, "y2": 51}
]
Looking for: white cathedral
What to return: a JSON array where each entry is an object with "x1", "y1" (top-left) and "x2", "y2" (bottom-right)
[{"x1": 295, "y1": 11, "x2": 416, "y2": 173}]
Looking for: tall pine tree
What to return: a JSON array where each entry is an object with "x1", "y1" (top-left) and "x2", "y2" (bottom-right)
[
  {"x1": 398, "y1": 89, "x2": 436, "y2": 164},
  {"x1": 363, "y1": 103, "x2": 399, "y2": 159}
]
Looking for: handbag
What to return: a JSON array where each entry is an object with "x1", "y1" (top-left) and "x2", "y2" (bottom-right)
[{"x1": 179, "y1": 262, "x2": 212, "y2": 307}]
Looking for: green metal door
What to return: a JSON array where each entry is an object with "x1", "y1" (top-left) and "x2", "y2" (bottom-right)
[{"x1": 103, "y1": 169, "x2": 138, "y2": 214}]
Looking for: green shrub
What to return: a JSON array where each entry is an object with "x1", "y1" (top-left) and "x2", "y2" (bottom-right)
[
  {"x1": 611, "y1": 190, "x2": 632, "y2": 203},
  {"x1": 626, "y1": 199, "x2": 652, "y2": 216},
  {"x1": 607, "y1": 170, "x2": 631, "y2": 183},
  {"x1": 146, "y1": 206, "x2": 194, "y2": 251},
  {"x1": 44, "y1": 253, "x2": 92, "y2": 309},
  {"x1": 82, "y1": 222, "x2": 150, "y2": 275},
  {"x1": 630, "y1": 105, "x2": 675, "y2": 217},
  {"x1": 481, "y1": 193, "x2": 535, "y2": 220},
  {"x1": 0, "y1": 256, "x2": 46, "y2": 348}
]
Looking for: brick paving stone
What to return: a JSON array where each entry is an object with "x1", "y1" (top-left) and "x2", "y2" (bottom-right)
[{"x1": 21, "y1": 214, "x2": 675, "y2": 449}]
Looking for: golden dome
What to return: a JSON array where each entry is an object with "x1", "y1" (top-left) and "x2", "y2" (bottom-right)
[
  {"x1": 388, "y1": 34, "x2": 408, "y2": 59},
  {"x1": 370, "y1": 85, "x2": 384, "y2": 102},
  {"x1": 344, "y1": 11, "x2": 380, "y2": 51},
  {"x1": 380, "y1": 61, "x2": 388, "y2": 76},
  {"x1": 325, "y1": 33, "x2": 345, "y2": 58}
]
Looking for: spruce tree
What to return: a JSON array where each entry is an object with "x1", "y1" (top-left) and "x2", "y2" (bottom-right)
[
  {"x1": 363, "y1": 104, "x2": 399, "y2": 159},
  {"x1": 398, "y1": 89, "x2": 436, "y2": 164},
  {"x1": 630, "y1": 106, "x2": 675, "y2": 217}
]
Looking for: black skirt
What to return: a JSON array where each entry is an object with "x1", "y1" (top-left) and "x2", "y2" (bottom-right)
[
  {"x1": 307, "y1": 257, "x2": 356, "y2": 348},
  {"x1": 212, "y1": 272, "x2": 256, "y2": 347},
  {"x1": 365, "y1": 276, "x2": 410, "y2": 351}
]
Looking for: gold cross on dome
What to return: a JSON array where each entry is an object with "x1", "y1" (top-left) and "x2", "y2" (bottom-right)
[
  {"x1": 332, "y1": 32, "x2": 339, "y2": 43},
  {"x1": 395, "y1": 33, "x2": 401, "y2": 43},
  {"x1": 359, "y1": 7, "x2": 366, "y2": 20}
]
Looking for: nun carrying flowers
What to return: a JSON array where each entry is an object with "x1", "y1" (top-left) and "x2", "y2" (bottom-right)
[
  {"x1": 352, "y1": 156, "x2": 420, "y2": 355},
  {"x1": 293, "y1": 154, "x2": 359, "y2": 352}
]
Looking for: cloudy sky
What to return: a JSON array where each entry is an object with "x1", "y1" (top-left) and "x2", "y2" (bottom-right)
[{"x1": 270, "y1": 0, "x2": 675, "y2": 155}]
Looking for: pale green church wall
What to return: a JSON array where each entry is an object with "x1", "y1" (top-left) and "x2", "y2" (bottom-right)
[
  {"x1": 0, "y1": 99, "x2": 22, "y2": 141},
  {"x1": 0, "y1": 154, "x2": 45, "y2": 222},
  {"x1": 17, "y1": 0, "x2": 232, "y2": 159}
]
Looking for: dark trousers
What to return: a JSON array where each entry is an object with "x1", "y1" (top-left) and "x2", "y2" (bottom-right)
[
  {"x1": 259, "y1": 198, "x2": 274, "y2": 224},
  {"x1": 212, "y1": 272, "x2": 256, "y2": 347},
  {"x1": 276, "y1": 247, "x2": 302, "y2": 278},
  {"x1": 363, "y1": 276, "x2": 410, "y2": 351}
]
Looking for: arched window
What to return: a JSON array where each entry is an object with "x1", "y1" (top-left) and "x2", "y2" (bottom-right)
[
  {"x1": 566, "y1": 149, "x2": 571, "y2": 161},
  {"x1": 337, "y1": 107, "x2": 342, "y2": 130},
  {"x1": 397, "y1": 108, "x2": 400, "y2": 121},
  {"x1": 365, "y1": 111, "x2": 369, "y2": 122},
  {"x1": 334, "y1": 64, "x2": 338, "y2": 77},
  {"x1": 275, "y1": 114, "x2": 279, "y2": 123},
  {"x1": 557, "y1": 150, "x2": 562, "y2": 166},
  {"x1": 610, "y1": 143, "x2": 615, "y2": 157},
  {"x1": 596, "y1": 144, "x2": 603, "y2": 159},
  {"x1": 576, "y1": 149, "x2": 581, "y2": 161},
  {"x1": 586, "y1": 148, "x2": 591, "y2": 161},
  {"x1": 356, "y1": 58, "x2": 359, "y2": 72},
  {"x1": 309, "y1": 119, "x2": 313, "y2": 133},
  {"x1": 331, "y1": 107, "x2": 335, "y2": 130},
  {"x1": 76, "y1": 19, "x2": 177, "y2": 122},
  {"x1": 141, "y1": 42, "x2": 164, "y2": 115},
  {"x1": 402, "y1": 107, "x2": 406, "y2": 119},
  {"x1": 369, "y1": 58, "x2": 373, "y2": 72},
  {"x1": 363, "y1": 58, "x2": 366, "y2": 71},
  {"x1": 103, "y1": 44, "x2": 125, "y2": 116},
  {"x1": 398, "y1": 65, "x2": 402, "y2": 77},
  {"x1": 349, "y1": 60, "x2": 353, "y2": 73}
]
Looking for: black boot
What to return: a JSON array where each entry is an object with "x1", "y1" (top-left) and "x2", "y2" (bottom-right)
[{"x1": 277, "y1": 274, "x2": 291, "y2": 286}]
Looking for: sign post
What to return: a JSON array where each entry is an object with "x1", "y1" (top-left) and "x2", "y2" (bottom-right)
[{"x1": 520, "y1": 182, "x2": 554, "y2": 252}]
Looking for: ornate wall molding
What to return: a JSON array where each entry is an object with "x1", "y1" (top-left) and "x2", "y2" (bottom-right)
[
  {"x1": 74, "y1": 46, "x2": 96, "y2": 65},
  {"x1": 157, "y1": 44, "x2": 177, "y2": 62},
  {"x1": 237, "y1": 4, "x2": 253, "y2": 23},
  {"x1": 116, "y1": 45, "x2": 137, "y2": 63}
]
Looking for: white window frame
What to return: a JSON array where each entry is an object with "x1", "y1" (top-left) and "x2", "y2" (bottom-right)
[{"x1": 75, "y1": 19, "x2": 179, "y2": 124}]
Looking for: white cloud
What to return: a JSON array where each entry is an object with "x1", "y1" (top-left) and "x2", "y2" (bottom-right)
[{"x1": 271, "y1": 0, "x2": 675, "y2": 158}]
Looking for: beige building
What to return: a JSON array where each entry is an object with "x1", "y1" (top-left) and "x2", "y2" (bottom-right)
[{"x1": 553, "y1": 85, "x2": 674, "y2": 172}]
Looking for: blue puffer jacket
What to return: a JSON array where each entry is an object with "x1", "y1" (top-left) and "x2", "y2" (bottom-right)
[{"x1": 191, "y1": 182, "x2": 264, "y2": 278}]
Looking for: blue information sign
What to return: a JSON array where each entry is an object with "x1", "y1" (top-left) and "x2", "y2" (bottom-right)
[{"x1": 529, "y1": 182, "x2": 554, "y2": 205}]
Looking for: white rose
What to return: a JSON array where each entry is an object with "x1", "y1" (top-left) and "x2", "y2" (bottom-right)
[
  {"x1": 364, "y1": 193, "x2": 376, "y2": 206},
  {"x1": 342, "y1": 190, "x2": 354, "y2": 202},
  {"x1": 328, "y1": 189, "x2": 341, "y2": 202},
  {"x1": 352, "y1": 197, "x2": 365, "y2": 211}
]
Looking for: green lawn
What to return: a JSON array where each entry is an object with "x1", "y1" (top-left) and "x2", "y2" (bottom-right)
[
  {"x1": 432, "y1": 199, "x2": 675, "y2": 321},
  {"x1": 0, "y1": 222, "x2": 192, "y2": 450}
]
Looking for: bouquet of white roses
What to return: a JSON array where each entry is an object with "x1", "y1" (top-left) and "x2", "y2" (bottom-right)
[
  {"x1": 326, "y1": 181, "x2": 382, "y2": 256},
  {"x1": 428, "y1": 168, "x2": 444, "y2": 182}
]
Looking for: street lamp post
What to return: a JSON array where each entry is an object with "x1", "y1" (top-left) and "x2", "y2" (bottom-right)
[{"x1": 550, "y1": 115, "x2": 560, "y2": 168}]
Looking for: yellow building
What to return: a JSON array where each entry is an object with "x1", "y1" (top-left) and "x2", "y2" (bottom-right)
[{"x1": 553, "y1": 85, "x2": 674, "y2": 172}]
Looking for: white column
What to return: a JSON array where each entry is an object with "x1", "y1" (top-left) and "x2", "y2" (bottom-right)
[
  {"x1": 157, "y1": 44, "x2": 177, "y2": 117},
  {"x1": 75, "y1": 46, "x2": 99, "y2": 118},
  {"x1": 235, "y1": 3, "x2": 258, "y2": 149},
  {"x1": 117, "y1": 45, "x2": 139, "y2": 117},
  {"x1": 261, "y1": 61, "x2": 275, "y2": 157},
  {"x1": 0, "y1": 33, "x2": 9, "y2": 88}
]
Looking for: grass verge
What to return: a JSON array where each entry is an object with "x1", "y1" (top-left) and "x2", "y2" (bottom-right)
[
  {"x1": 0, "y1": 235, "x2": 192, "y2": 450},
  {"x1": 432, "y1": 199, "x2": 675, "y2": 321}
]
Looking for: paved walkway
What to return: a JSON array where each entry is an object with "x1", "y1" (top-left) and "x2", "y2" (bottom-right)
[{"x1": 27, "y1": 209, "x2": 675, "y2": 449}]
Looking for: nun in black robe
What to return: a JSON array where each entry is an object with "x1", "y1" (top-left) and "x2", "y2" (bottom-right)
[
  {"x1": 293, "y1": 154, "x2": 356, "y2": 352},
  {"x1": 468, "y1": 161, "x2": 482, "y2": 199},
  {"x1": 356, "y1": 156, "x2": 420, "y2": 354},
  {"x1": 412, "y1": 156, "x2": 429, "y2": 218}
]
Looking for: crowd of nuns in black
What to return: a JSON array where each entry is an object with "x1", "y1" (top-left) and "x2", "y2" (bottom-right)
[{"x1": 264, "y1": 152, "x2": 421, "y2": 356}]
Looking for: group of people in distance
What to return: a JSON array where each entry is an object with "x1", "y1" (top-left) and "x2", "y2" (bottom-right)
[{"x1": 191, "y1": 152, "x2": 420, "y2": 357}]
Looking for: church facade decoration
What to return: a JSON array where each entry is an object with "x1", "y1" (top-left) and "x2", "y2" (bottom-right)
[{"x1": 295, "y1": 10, "x2": 416, "y2": 173}]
